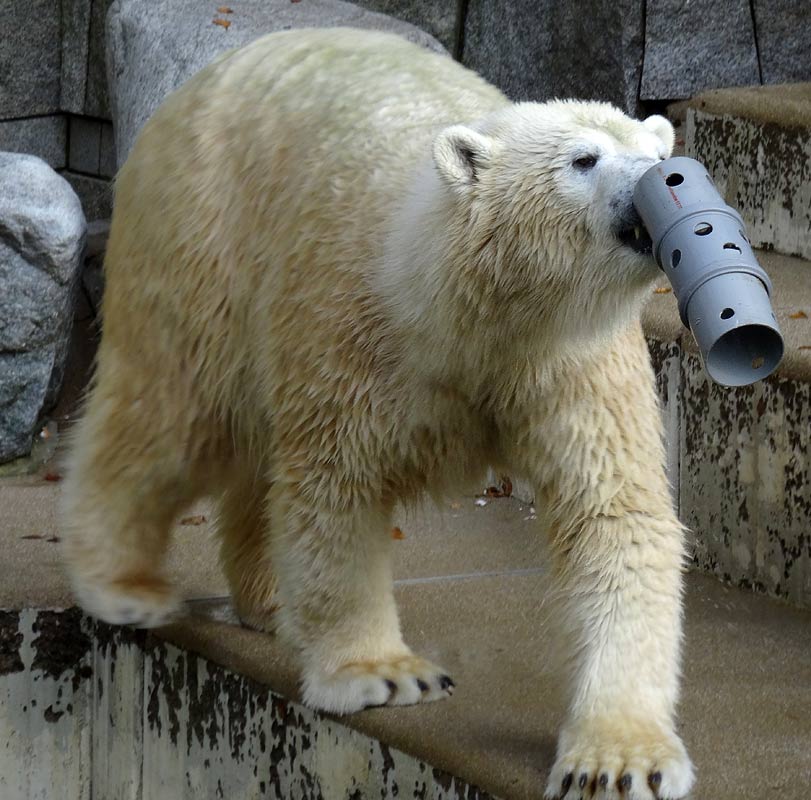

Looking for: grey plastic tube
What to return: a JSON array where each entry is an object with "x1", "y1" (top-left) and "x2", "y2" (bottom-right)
[{"x1": 633, "y1": 156, "x2": 783, "y2": 387}]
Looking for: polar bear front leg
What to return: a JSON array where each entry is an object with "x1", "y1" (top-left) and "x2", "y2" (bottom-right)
[
  {"x1": 539, "y1": 508, "x2": 695, "y2": 800},
  {"x1": 512, "y1": 330, "x2": 694, "y2": 799},
  {"x1": 268, "y1": 484, "x2": 454, "y2": 714}
]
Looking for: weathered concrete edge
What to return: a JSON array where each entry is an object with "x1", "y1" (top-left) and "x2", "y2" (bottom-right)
[
  {"x1": 0, "y1": 608, "x2": 498, "y2": 800},
  {"x1": 646, "y1": 328, "x2": 811, "y2": 609},
  {"x1": 685, "y1": 105, "x2": 811, "y2": 261}
]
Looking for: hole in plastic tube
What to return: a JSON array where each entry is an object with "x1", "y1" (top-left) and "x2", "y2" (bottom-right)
[
  {"x1": 665, "y1": 173, "x2": 684, "y2": 186},
  {"x1": 694, "y1": 222, "x2": 713, "y2": 236},
  {"x1": 723, "y1": 242, "x2": 742, "y2": 253},
  {"x1": 720, "y1": 307, "x2": 735, "y2": 320},
  {"x1": 671, "y1": 249, "x2": 681, "y2": 268},
  {"x1": 752, "y1": 356, "x2": 765, "y2": 370}
]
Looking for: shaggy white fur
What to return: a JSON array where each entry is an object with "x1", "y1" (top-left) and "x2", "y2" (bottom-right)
[{"x1": 62, "y1": 28, "x2": 693, "y2": 798}]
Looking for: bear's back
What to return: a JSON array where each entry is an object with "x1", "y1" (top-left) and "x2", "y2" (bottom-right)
[
  {"x1": 99, "y1": 29, "x2": 507, "y2": 441},
  {"x1": 118, "y1": 28, "x2": 507, "y2": 258},
  {"x1": 107, "y1": 28, "x2": 507, "y2": 301}
]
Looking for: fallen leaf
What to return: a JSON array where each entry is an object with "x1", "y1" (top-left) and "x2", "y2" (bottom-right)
[
  {"x1": 789, "y1": 310, "x2": 808, "y2": 319},
  {"x1": 21, "y1": 534, "x2": 44, "y2": 540},
  {"x1": 799, "y1": 345, "x2": 811, "y2": 351},
  {"x1": 391, "y1": 526, "x2": 405, "y2": 540},
  {"x1": 43, "y1": 472, "x2": 62, "y2": 482},
  {"x1": 483, "y1": 476, "x2": 512, "y2": 498},
  {"x1": 180, "y1": 514, "x2": 207, "y2": 526},
  {"x1": 212, "y1": 17, "x2": 231, "y2": 28},
  {"x1": 653, "y1": 286, "x2": 672, "y2": 294},
  {"x1": 217, "y1": 5, "x2": 233, "y2": 12}
]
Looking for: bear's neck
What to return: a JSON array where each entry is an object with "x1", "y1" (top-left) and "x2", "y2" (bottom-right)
[{"x1": 375, "y1": 164, "x2": 651, "y2": 396}]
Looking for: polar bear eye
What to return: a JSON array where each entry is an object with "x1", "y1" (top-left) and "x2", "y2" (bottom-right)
[{"x1": 573, "y1": 155, "x2": 599, "y2": 170}]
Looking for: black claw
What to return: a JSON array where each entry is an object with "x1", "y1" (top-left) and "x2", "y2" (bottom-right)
[
  {"x1": 578, "y1": 773, "x2": 588, "y2": 789},
  {"x1": 618, "y1": 774, "x2": 632, "y2": 792},
  {"x1": 439, "y1": 675, "x2": 455, "y2": 691},
  {"x1": 598, "y1": 773, "x2": 608, "y2": 789},
  {"x1": 561, "y1": 773, "x2": 573, "y2": 794},
  {"x1": 384, "y1": 679, "x2": 397, "y2": 696},
  {"x1": 416, "y1": 678, "x2": 429, "y2": 692}
]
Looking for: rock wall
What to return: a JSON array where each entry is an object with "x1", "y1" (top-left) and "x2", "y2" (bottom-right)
[{"x1": 2, "y1": 0, "x2": 809, "y2": 216}]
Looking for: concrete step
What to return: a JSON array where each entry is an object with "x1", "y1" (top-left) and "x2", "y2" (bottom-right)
[
  {"x1": 642, "y1": 248, "x2": 811, "y2": 608},
  {"x1": 1, "y1": 483, "x2": 810, "y2": 799},
  {"x1": 685, "y1": 83, "x2": 811, "y2": 260}
]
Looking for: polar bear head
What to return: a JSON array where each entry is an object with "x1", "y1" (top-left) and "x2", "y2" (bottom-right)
[{"x1": 425, "y1": 100, "x2": 674, "y2": 344}]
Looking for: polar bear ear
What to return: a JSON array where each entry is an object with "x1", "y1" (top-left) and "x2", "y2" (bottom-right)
[
  {"x1": 643, "y1": 114, "x2": 675, "y2": 156},
  {"x1": 432, "y1": 125, "x2": 492, "y2": 189}
]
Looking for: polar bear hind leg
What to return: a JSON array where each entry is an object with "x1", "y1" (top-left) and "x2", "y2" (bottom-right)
[
  {"x1": 217, "y1": 465, "x2": 279, "y2": 632},
  {"x1": 60, "y1": 347, "x2": 220, "y2": 628}
]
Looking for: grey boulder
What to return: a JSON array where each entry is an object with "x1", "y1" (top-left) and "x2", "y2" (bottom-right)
[
  {"x1": 0, "y1": 153, "x2": 86, "y2": 463},
  {"x1": 107, "y1": 0, "x2": 447, "y2": 167}
]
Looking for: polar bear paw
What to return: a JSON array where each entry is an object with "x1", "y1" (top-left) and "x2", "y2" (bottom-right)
[
  {"x1": 73, "y1": 574, "x2": 181, "y2": 629},
  {"x1": 544, "y1": 716, "x2": 694, "y2": 800},
  {"x1": 302, "y1": 654, "x2": 455, "y2": 714}
]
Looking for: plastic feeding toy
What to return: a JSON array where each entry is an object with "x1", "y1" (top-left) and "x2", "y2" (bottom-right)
[{"x1": 633, "y1": 156, "x2": 783, "y2": 387}]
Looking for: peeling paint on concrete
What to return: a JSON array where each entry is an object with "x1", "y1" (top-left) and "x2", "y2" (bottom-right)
[
  {"x1": 0, "y1": 610, "x2": 24, "y2": 675},
  {"x1": 91, "y1": 624, "x2": 144, "y2": 799},
  {"x1": 2, "y1": 612, "x2": 497, "y2": 799},
  {"x1": 31, "y1": 608, "x2": 91, "y2": 684},
  {"x1": 138, "y1": 636, "x2": 494, "y2": 799},
  {"x1": 0, "y1": 609, "x2": 92, "y2": 800},
  {"x1": 647, "y1": 337, "x2": 682, "y2": 512},
  {"x1": 680, "y1": 352, "x2": 811, "y2": 606},
  {"x1": 686, "y1": 108, "x2": 811, "y2": 259}
]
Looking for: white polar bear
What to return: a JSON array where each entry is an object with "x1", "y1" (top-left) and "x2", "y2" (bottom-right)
[{"x1": 62, "y1": 27, "x2": 694, "y2": 799}]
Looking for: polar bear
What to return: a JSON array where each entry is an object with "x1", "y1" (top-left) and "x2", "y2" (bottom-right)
[{"x1": 63, "y1": 27, "x2": 693, "y2": 799}]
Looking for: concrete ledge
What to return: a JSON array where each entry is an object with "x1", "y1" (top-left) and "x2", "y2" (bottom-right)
[
  {"x1": 2, "y1": 426, "x2": 811, "y2": 797},
  {"x1": 643, "y1": 249, "x2": 811, "y2": 606},
  {"x1": 0, "y1": 609, "x2": 488, "y2": 799},
  {"x1": 2, "y1": 574, "x2": 811, "y2": 799},
  {"x1": 686, "y1": 84, "x2": 811, "y2": 259}
]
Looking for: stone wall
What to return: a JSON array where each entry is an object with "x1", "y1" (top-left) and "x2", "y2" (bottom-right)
[
  {"x1": 0, "y1": 1, "x2": 114, "y2": 220},
  {"x1": 2, "y1": 0, "x2": 809, "y2": 220}
]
